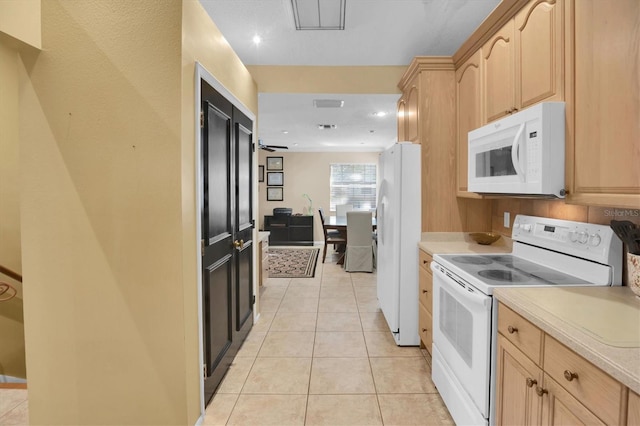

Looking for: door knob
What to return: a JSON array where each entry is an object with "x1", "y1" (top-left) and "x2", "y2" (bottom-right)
[
  {"x1": 233, "y1": 239, "x2": 244, "y2": 249},
  {"x1": 535, "y1": 386, "x2": 548, "y2": 397},
  {"x1": 563, "y1": 370, "x2": 578, "y2": 382}
]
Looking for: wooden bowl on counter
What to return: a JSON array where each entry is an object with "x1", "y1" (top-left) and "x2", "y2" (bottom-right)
[{"x1": 469, "y1": 232, "x2": 501, "y2": 245}]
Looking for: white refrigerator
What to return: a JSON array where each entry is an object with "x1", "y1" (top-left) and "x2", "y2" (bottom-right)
[{"x1": 376, "y1": 142, "x2": 421, "y2": 346}]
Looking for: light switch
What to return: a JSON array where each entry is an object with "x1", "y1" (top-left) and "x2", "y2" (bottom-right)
[{"x1": 504, "y1": 212, "x2": 510, "y2": 228}]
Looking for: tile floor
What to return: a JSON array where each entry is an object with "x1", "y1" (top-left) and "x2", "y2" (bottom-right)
[
  {"x1": 203, "y1": 249, "x2": 453, "y2": 425},
  {"x1": 0, "y1": 387, "x2": 28, "y2": 425},
  {"x1": 0, "y1": 248, "x2": 454, "y2": 426}
]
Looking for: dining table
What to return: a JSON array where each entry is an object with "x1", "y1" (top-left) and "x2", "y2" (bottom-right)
[
  {"x1": 323, "y1": 215, "x2": 377, "y2": 264},
  {"x1": 323, "y1": 215, "x2": 377, "y2": 230}
]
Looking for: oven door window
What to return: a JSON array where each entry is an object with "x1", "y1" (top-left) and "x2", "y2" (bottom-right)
[{"x1": 440, "y1": 289, "x2": 474, "y2": 367}]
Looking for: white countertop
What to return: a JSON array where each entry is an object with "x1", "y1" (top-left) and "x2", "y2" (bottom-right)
[
  {"x1": 494, "y1": 286, "x2": 640, "y2": 394},
  {"x1": 418, "y1": 232, "x2": 513, "y2": 256}
]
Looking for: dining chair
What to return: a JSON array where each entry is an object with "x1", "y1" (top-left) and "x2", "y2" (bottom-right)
[
  {"x1": 336, "y1": 204, "x2": 353, "y2": 217},
  {"x1": 318, "y1": 208, "x2": 346, "y2": 263},
  {"x1": 344, "y1": 211, "x2": 374, "y2": 272}
]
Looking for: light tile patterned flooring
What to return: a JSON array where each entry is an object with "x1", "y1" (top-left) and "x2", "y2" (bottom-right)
[
  {"x1": 0, "y1": 387, "x2": 28, "y2": 425},
  {"x1": 0, "y1": 249, "x2": 454, "y2": 426},
  {"x1": 203, "y1": 249, "x2": 454, "y2": 425}
]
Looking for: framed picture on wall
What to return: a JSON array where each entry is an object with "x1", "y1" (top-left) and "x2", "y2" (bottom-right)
[
  {"x1": 266, "y1": 156, "x2": 283, "y2": 170},
  {"x1": 267, "y1": 172, "x2": 284, "y2": 186},
  {"x1": 267, "y1": 187, "x2": 283, "y2": 201},
  {"x1": 258, "y1": 165, "x2": 264, "y2": 182}
]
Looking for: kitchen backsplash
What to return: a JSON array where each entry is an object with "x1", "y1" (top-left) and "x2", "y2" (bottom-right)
[{"x1": 491, "y1": 199, "x2": 640, "y2": 286}]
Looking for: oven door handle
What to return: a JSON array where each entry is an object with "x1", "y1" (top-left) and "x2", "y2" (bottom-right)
[{"x1": 432, "y1": 265, "x2": 492, "y2": 310}]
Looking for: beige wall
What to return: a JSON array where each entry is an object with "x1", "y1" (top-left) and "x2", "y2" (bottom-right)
[
  {"x1": 258, "y1": 150, "x2": 380, "y2": 242},
  {"x1": 181, "y1": 1, "x2": 258, "y2": 423},
  {"x1": 14, "y1": 0, "x2": 257, "y2": 423},
  {"x1": 0, "y1": 1, "x2": 38, "y2": 382},
  {"x1": 249, "y1": 65, "x2": 405, "y2": 94},
  {"x1": 0, "y1": 0, "x2": 41, "y2": 50}
]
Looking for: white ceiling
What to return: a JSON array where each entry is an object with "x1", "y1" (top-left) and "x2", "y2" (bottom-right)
[{"x1": 199, "y1": 0, "x2": 501, "y2": 151}]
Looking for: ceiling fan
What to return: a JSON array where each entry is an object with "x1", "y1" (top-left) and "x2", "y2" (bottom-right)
[{"x1": 258, "y1": 139, "x2": 289, "y2": 152}]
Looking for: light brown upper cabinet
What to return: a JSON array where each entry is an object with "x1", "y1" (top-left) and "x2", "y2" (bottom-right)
[
  {"x1": 483, "y1": 0, "x2": 564, "y2": 123},
  {"x1": 483, "y1": 20, "x2": 515, "y2": 123},
  {"x1": 397, "y1": 99, "x2": 406, "y2": 142},
  {"x1": 405, "y1": 84, "x2": 419, "y2": 143},
  {"x1": 515, "y1": 0, "x2": 564, "y2": 109},
  {"x1": 456, "y1": 50, "x2": 484, "y2": 197},
  {"x1": 565, "y1": 0, "x2": 640, "y2": 209}
]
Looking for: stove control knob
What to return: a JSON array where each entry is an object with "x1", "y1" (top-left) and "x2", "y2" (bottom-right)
[
  {"x1": 578, "y1": 231, "x2": 589, "y2": 244},
  {"x1": 590, "y1": 234, "x2": 602, "y2": 246},
  {"x1": 569, "y1": 231, "x2": 578, "y2": 242}
]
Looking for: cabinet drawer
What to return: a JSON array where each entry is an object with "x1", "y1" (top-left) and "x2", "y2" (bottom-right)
[
  {"x1": 544, "y1": 335, "x2": 623, "y2": 425},
  {"x1": 419, "y1": 302, "x2": 432, "y2": 354},
  {"x1": 419, "y1": 266, "x2": 433, "y2": 313},
  {"x1": 419, "y1": 250, "x2": 432, "y2": 272},
  {"x1": 498, "y1": 303, "x2": 543, "y2": 365}
]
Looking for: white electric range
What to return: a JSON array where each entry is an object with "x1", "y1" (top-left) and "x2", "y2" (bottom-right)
[{"x1": 430, "y1": 215, "x2": 623, "y2": 426}]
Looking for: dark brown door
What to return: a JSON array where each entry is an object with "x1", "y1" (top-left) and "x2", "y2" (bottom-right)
[{"x1": 201, "y1": 80, "x2": 254, "y2": 404}]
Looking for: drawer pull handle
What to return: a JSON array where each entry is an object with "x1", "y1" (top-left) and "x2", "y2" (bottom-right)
[
  {"x1": 507, "y1": 325, "x2": 518, "y2": 334},
  {"x1": 563, "y1": 370, "x2": 578, "y2": 382},
  {"x1": 526, "y1": 378, "x2": 537, "y2": 388},
  {"x1": 535, "y1": 386, "x2": 548, "y2": 397}
]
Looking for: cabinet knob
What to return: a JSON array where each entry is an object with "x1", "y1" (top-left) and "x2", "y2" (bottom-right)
[
  {"x1": 535, "y1": 386, "x2": 548, "y2": 397},
  {"x1": 422, "y1": 289, "x2": 429, "y2": 294},
  {"x1": 526, "y1": 378, "x2": 537, "y2": 388},
  {"x1": 422, "y1": 328, "x2": 428, "y2": 332},
  {"x1": 507, "y1": 325, "x2": 518, "y2": 334},
  {"x1": 563, "y1": 370, "x2": 578, "y2": 382}
]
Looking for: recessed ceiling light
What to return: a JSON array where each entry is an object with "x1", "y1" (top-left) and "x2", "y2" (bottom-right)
[
  {"x1": 252, "y1": 35, "x2": 261, "y2": 45},
  {"x1": 372, "y1": 111, "x2": 387, "y2": 117},
  {"x1": 282, "y1": 130, "x2": 289, "y2": 134}
]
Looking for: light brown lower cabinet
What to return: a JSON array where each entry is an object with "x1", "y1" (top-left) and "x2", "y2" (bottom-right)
[
  {"x1": 496, "y1": 334, "x2": 543, "y2": 425},
  {"x1": 496, "y1": 301, "x2": 633, "y2": 425},
  {"x1": 418, "y1": 249, "x2": 433, "y2": 354}
]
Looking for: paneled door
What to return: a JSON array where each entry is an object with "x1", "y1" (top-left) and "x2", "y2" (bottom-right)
[{"x1": 200, "y1": 80, "x2": 254, "y2": 405}]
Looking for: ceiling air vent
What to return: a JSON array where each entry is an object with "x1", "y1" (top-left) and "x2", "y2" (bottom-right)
[
  {"x1": 318, "y1": 124, "x2": 337, "y2": 130},
  {"x1": 313, "y1": 99, "x2": 344, "y2": 108}
]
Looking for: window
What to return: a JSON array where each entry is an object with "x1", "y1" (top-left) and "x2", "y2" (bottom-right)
[{"x1": 330, "y1": 163, "x2": 377, "y2": 212}]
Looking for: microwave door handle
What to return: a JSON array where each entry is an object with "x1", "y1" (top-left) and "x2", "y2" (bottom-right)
[{"x1": 511, "y1": 123, "x2": 526, "y2": 182}]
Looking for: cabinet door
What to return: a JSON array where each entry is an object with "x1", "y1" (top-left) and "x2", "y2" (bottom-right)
[
  {"x1": 629, "y1": 390, "x2": 640, "y2": 426},
  {"x1": 515, "y1": 0, "x2": 564, "y2": 108},
  {"x1": 567, "y1": 0, "x2": 640, "y2": 208},
  {"x1": 541, "y1": 374, "x2": 605, "y2": 425},
  {"x1": 397, "y1": 99, "x2": 406, "y2": 142},
  {"x1": 456, "y1": 50, "x2": 484, "y2": 197},
  {"x1": 405, "y1": 84, "x2": 420, "y2": 143},
  {"x1": 483, "y1": 20, "x2": 515, "y2": 123},
  {"x1": 495, "y1": 334, "x2": 543, "y2": 426}
]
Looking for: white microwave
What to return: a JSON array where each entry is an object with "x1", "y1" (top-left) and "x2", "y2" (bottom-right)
[{"x1": 468, "y1": 102, "x2": 565, "y2": 198}]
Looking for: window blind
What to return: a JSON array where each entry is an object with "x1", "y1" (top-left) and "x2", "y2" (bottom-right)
[{"x1": 329, "y1": 163, "x2": 377, "y2": 212}]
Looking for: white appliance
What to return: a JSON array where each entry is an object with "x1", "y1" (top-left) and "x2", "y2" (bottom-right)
[
  {"x1": 430, "y1": 215, "x2": 622, "y2": 426},
  {"x1": 376, "y1": 142, "x2": 421, "y2": 346},
  {"x1": 468, "y1": 102, "x2": 566, "y2": 198}
]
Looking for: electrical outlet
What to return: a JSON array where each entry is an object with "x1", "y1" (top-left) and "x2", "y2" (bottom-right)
[{"x1": 504, "y1": 212, "x2": 511, "y2": 228}]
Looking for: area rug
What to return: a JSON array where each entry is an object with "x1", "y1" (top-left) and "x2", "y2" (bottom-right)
[{"x1": 268, "y1": 248, "x2": 320, "y2": 278}]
